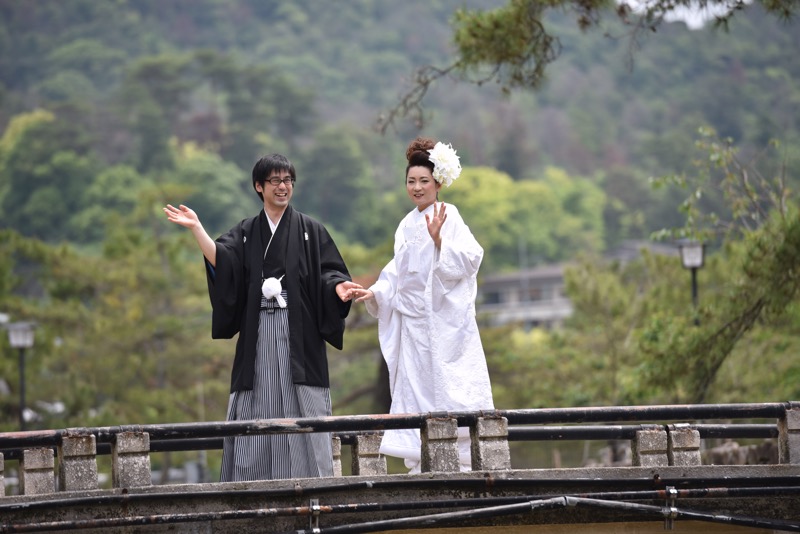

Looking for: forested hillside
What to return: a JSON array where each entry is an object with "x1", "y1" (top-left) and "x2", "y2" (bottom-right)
[
  {"x1": 1, "y1": 0, "x2": 800, "y2": 472},
  {"x1": 2, "y1": 0, "x2": 798, "y2": 254}
]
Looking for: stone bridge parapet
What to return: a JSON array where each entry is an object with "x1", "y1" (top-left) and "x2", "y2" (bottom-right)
[{"x1": 1, "y1": 402, "x2": 800, "y2": 532}]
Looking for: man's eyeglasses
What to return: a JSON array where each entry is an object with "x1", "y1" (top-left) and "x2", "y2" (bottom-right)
[{"x1": 266, "y1": 177, "x2": 295, "y2": 187}]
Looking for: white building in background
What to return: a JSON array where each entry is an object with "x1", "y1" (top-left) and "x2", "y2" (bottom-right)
[
  {"x1": 477, "y1": 264, "x2": 572, "y2": 329},
  {"x1": 477, "y1": 240, "x2": 679, "y2": 329}
]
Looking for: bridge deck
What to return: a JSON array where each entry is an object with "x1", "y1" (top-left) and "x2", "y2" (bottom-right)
[{"x1": 2, "y1": 465, "x2": 800, "y2": 533}]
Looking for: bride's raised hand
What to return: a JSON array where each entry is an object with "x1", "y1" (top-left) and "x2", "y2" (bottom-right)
[{"x1": 425, "y1": 201, "x2": 447, "y2": 248}]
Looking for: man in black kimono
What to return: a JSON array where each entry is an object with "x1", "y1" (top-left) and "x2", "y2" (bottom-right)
[{"x1": 164, "y1": 153, "x2": 362, "y2": 481}]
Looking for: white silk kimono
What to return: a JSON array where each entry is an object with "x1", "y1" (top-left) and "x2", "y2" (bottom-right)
[{"x1": 366, "y1": 202, "x2": 495, "y2": 470}]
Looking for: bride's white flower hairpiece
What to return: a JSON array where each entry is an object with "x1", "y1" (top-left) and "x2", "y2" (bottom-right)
[{"x1": 428, "y1": 141, "x2": 461, "y2": 187}]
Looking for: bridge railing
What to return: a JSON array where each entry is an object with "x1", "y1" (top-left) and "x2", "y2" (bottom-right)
[{"x1": 1, "y1": 402, "x2": 799, "y2": 497}]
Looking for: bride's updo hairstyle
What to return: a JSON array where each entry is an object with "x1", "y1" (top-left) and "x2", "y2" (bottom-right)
[{"x1": 405, "y1": 136, "x2": 436, "y2": 177}]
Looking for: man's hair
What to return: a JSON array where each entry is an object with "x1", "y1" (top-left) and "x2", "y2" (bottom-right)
[{"x1": 252, "y1": 154, "x2": 296, "y2": 200}]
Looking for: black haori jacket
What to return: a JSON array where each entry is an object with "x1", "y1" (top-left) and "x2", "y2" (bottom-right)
[{"x1": 205, "y1": 206, "x2": 352, "y2": 392}]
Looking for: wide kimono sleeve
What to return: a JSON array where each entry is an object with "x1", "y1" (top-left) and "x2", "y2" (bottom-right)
[
  {"x1": 430, "y1": 204, "x2": 483, "y2": 313},
  {"x1": 205, "y1": 223, "x2": 247, "y2": 339},
  {"x1": 428, "y1": 204, "x2": 494, "y2": 410},
  {"x1": 365, "y1": 222, "x2": 405, "y2": 386},
  {"x1": 365, "y1": 221, "x2": 404, "y2": 321},
  {"x1": 365, "y1": 258, "x2": 397, "y2": 321},
  {"x1": 316, "y1": 223, "x2": 353, "y2": 350}
]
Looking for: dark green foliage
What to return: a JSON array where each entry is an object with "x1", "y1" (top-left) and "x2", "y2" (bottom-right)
[{"x1": 2, "y1": 1, "x2": 799, "y2": 254}]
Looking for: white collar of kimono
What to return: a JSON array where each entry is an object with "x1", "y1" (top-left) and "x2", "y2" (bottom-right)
[
  {"x1": 416, "y1": 202, "x2": 436, "y2": 217},
  {"x1": 266, "y1": 210, "x2": 283, "y2": 233},
  {"x1": 261, "y1": 209, "x2": 284, "y2": 260}
]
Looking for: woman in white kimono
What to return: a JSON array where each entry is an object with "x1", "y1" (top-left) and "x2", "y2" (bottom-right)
[{"x1": 352, "y1": 137, "x2": 495, "y2": 473}]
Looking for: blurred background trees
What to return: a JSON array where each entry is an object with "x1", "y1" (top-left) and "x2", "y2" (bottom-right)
[{"x1": 1, "y1": 0, "x2": 799, "y2": 473}]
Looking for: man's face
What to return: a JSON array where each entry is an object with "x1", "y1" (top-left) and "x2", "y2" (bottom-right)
[{"x1": 256, "y1": 169, "x2": 294, "y2": 212}]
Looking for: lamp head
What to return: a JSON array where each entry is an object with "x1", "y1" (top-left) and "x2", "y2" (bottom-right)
[
  {"x1": 6, "y1": 322, "x2": 35, "y2": 349},
  {"x1": 678, "y1": 240, "x2": 705, "y2": 269}
]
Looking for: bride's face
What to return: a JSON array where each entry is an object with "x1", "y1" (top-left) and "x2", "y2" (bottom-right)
[{"x1": 406, "y1": 166, "x2": 440, "y2": 211}]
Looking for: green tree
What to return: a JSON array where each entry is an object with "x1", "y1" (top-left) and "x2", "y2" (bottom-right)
[
  {"x1": 600, "y1": 167, "x2": 654, "y2": 248},
  {"x1": 45, "y1": 38, "x2": 126, "y2": 91},
  {"x1": 120, "y1": 55, "x2": 194, "y2": 173},
  {"x1": 216, "y1": 61, "x2": 314, "y2": 170},
  {"x1": 125, "y1": 55, "x2": 193, "y2": 131},
  {"x1": 640, "y1": 129, "x2": 800, "y2": 402},
  {"x1": 168, "y1": 142, "x2": 255, "y2": 238},
  {"x1": 445, "y1": 165, "x2": 606, "y2": 270},
  {"x1": 36, "y1": 71, "x2": 98, "y2": 103},
  {"x1": 70, "y1": 165, "x2": 153, "y2": 243},
  {"x1": 0, "y1": 109, "x2": 99, "y2": 242},
  {"x1": 539, "y1": 166, "x2": 606, "y2": 258},
  {"x1": 293, "y1": 126, "x2": 380, "y2": 245},
  {"x1": 0, "y1": 193, "x2": 232, "y2": 432},
  {"x1": 441, "y1": 166, "x2": 517, "y2": 271},
  {"x1": 481, "y1": 130, "x2": 800, "y2": 412}
]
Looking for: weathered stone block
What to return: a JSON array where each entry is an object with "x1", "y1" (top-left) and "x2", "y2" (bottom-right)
[
  {"x1": 59, "y1": 434, "x2": 98, "y2": 491},
  {"x1": 112, "y1": 432, "x2": 151, "y2": 488},
  {"x1": 331, "y1": 436, "x2": 342, "y2": 477},
  {"x1": 351, "y1": 433, "x2": 386, "y2": 476},
  {"x1": 631, "y1": 428, "x2": 668, "y2": 467},
  {"x1": 667, "y1": 424, "x2": 701, "y2": 466},
  {"x1": 470, "y1": 416, "x2": 511, "y2": 471},
  {"x1": 779, "y1": 407, "x2": 800, "y2": 465},
  {"x1": 421, "y1": 417, "x2": 459, "y2": 473},
  {"x1": 20, "y1": 448, "x2": 55, "y2": 495}
]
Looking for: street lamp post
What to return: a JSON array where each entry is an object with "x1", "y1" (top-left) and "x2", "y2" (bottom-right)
[
  {"x1": 678, "y1": 240, "x2": 705, "y2": 326},
  {"x1": 6, "y1": 322, "x2": 35, "y2": 431}
]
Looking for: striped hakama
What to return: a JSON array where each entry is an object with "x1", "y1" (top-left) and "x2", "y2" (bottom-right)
[{"x1": 220, "y1": 291, "x2": 334, "y2": 481}]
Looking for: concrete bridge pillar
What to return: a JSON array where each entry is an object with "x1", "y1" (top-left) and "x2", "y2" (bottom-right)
[
  {"x1": 779, "y1": 405, "x2": 800, "y2": 464},
  {"x1": 59, "y1": 433, "x2": 98, "y2": 491},
  {"x1": 631, "y1": 426, "x2": 668, "y2": 467},
  {"x1": 470, "y1": 416, "x2": 511, "y2": 471},
  {"x1": 667, "y1": 424, "x2": 701, "y2": 466},
  {"x1": 331, "y1": 436, "x2": 342, "y2": 477},
  {"x1": 112, "y1": 431, "x2": 151, "y2": 488},
  {"x1": 0, "y1": 453, "x2": 4, "y2": 497},
  {"x1": 421, "y1": 417, "x2": 460, "y2": 473},
  {"x1": 351, "y1": 433, "x2": 386, "y2": 476},
  {"x1": 20, "y1": 448, "x2": 55, "y2": 495}
]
